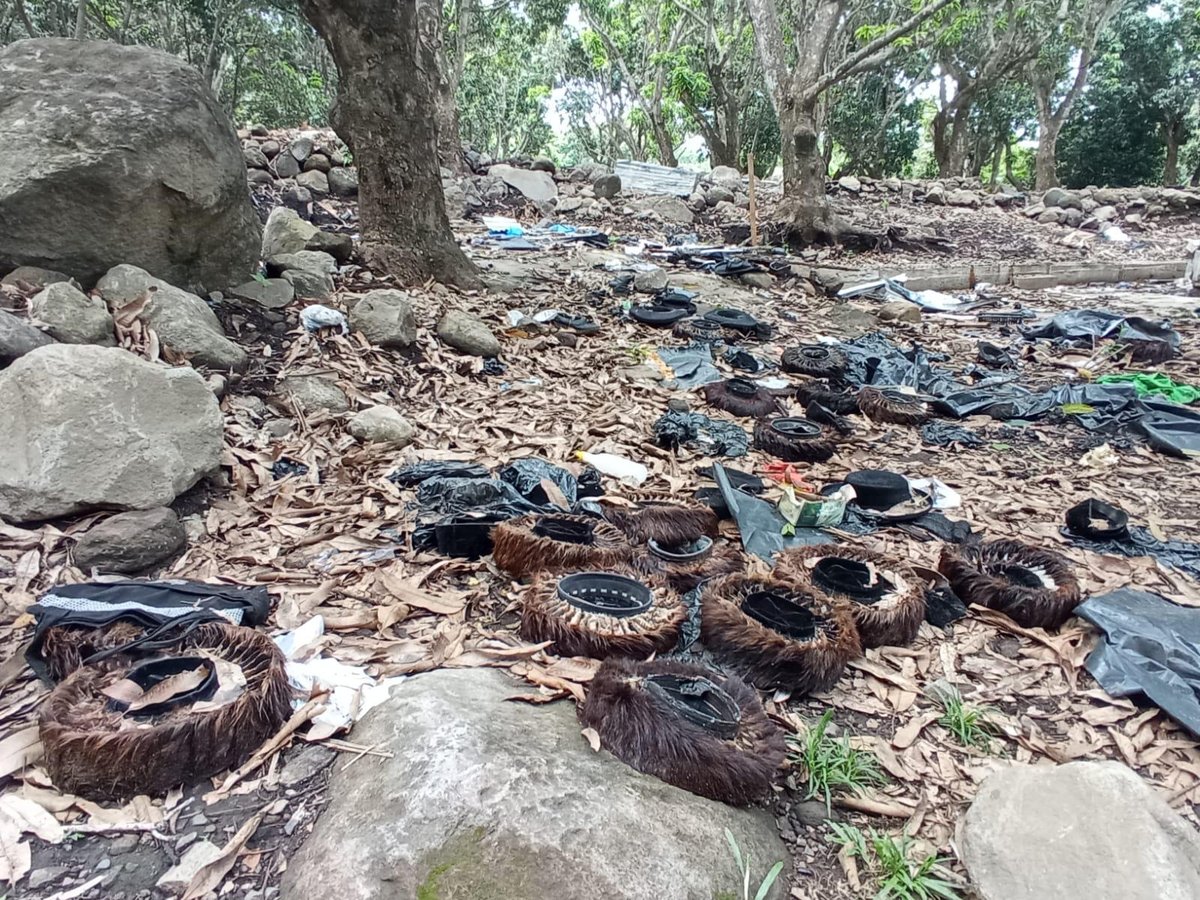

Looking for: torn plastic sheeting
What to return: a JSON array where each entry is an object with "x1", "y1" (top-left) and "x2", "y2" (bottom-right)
[
  {"x1": 1138, "y1": 400, "x2": 1200, "y2": 458},
  {"x1": 388, "y1": 461, "x2": 489, "y2": 486},
  {"x1": 275, "y1": 616, "x2": 401, "y2": 739},
  {"x1": 498, "y1": 458, "x2": 583, "y2": 506},
  {"x1": 300, "y1": 304, "x2": 349, "y2": 334},
  {"x1": 713, "y1": 463, "x2": 831, "y2": 562},
  {"x1": 1023, "y1": 310, "x2": 1181, "y2": 358},
  {"x1": 920, "y1": 422, "x2": 985, "y2": 448},
  {"x1": 1063, "y1": 523, "x2": 1200, "y2": 582},
  {"x1": 1076, "y1": 589, "x2": 1200, "y2": 739},
  {"x1": 837, "y1": 277, "x2": 965, "y2": 311},
  {"x1": 653, "y1": 410, "x2": 749, "y2": 457},
  {"x1": 658, "y1": 345, "x2": 724, "y2": 389},
  {"x1": 415, "y1": 476, "x2": 537, "y2": 515}
]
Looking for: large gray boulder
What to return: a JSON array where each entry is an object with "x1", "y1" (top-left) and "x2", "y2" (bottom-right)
[
  {"x1": 0, "y1": 309, "x2": 54, "y2": 367},
  {"x1": 959, "y1": 761, "x2": 1200, "y2": 900},
  {"x1": 349, "y1": 290, "x2": 416, "y2": 349},
  {"x1": 488, "y1": 164, "x2": 558, "y2": 203},
  {"x1": 0, "y1": 39, "x2": 260, "y2": 290},
  {"x1": 28, "y1": 282, "x2": 115, "y2": 345},
  {"x1": 95, "y1": 265, "x2": 247, "y2": 371},
  {"x1": 0, "y1": 345, "x2": 222, "y2": 522},
  {"x1": 281, "y1": 668, "x2": 787, "y2": 900}
]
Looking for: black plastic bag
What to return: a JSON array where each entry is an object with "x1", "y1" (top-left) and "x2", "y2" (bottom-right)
[
  {"x1": 1076, "y1": 588, "x2": 1200, "y2": 738},
  {"x1": 498, "y1": 458, "x2": 581, "y2": 506},
  {"x1": 1024, "y1": 310, "x2": 1181, "y2": 360},
  {"x1": 924, "y1": 585, "x2": 968, "y2": 627},
  {"x1": 654, "y1": 411, "x2": 749, "y2": 457},
  {"x1": 416, "y1": 477, "x2": 535, "y2": 515},
  {"x1": 658, "y1": 345, "x2": 723, "y2": 389},
  {"x1": 389, "y1": 461, "x2": 489, "y2": 487}
]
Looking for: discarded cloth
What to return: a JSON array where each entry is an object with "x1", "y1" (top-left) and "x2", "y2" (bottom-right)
[
  {"x1": 920, "y1": 422, "x2": 985, "y2": 448},
  {"x1": 1096, "y1": 372, "x2": 1199, "y2": 405},
  {"x1": 658, "y1": 345, "x2": 723, "y2": 389},
  {"x1": 1076, "y1": 589, "x2": 1200, "y2": 739}
]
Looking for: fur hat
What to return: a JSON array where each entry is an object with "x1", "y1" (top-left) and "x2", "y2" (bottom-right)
[
  {"x1": 777, "y1": 545, "x2": 925, "y2": 648},
  {"x1": 752, "y1": 418, "x2": 836, "y2": 463},
  {"x1": 40, "y1": 622, "x2": 291, "y2": 801},
  {"x1": 857, "y1": 387, "x2": 931, "y2": 426},
  {"x1": 699, "y1": 573, "x2": 861, "y2": 693},
  {"x1": 520, "y1": 568, "x2": 686, "y2": 659},
  {"x1": 631, "y1": 536, "x2": 745, "y2": 592},
  {"x1": 579, "y1": 657, "x2": 786, "y2": 805},
  {"x1": 781, "y1": 344, "x2": 847, "y2": 378},
  {"x1": 602, "y1": 492, "x2": 720, "y2": 546},
  {"x1": 702, "y1": 379, "x2": 781, "y2": 418},
  {"x1": 938, "y1": 539, "x2": 1081, "y2": 629},
  {"x1": 491, "y1": 514, "x2": 633, "y2": 580}
]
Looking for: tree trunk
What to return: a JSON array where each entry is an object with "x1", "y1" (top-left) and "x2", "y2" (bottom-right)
[
  {"x1": 652, "y1": 117, "x2": 678, "y2": 167},
  {"x1": 300, "y1": 0, "x2": 477, "y2": 287},
  {"x1": 934, "y1": 107, "x2": 970, "y2": 178},
  {"x1": 434, "y1": 76, "x2": 464, "y2": 171},
  {"x1": 73, "y1": 0, "x2": 86, "y2": 38},
  {"x1": 777, "y1": 99, "x2": 838, "y2": 242},
  {"x1": 1034, "y1": 116, "x2": 1061, "y2": 190},
  {"x1": 1163, "y1": 120, "x2": 1182, "y2": 185}
]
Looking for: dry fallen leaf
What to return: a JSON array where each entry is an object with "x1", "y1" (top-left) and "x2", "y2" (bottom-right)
[
  {"x1": 181, "y1": 809, "x2": 264, "y2": 900},
  {"x1": 0, "y1": 814, "x2": 30, "y2": 885},
  {"x1": 0, "y1": 795, "x2": 64, "y2": 844},
  {"x1": 581, "y1": 727, "x2": 602, "y2": 752}
]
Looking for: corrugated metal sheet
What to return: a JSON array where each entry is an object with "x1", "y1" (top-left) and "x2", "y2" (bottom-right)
[{"x1": 613, "y1": 160, "x2": 700, "y2": 197}]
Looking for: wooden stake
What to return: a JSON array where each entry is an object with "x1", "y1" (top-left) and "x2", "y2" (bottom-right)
[{"x1": 747, "y1": 152, "x2": 759, "y2": 246}]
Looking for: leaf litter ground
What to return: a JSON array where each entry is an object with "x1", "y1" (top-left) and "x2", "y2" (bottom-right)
[{"x1": 0, "y1": 194, "x2": 1198, "y2": 899}]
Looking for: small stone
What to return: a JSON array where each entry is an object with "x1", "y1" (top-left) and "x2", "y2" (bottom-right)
[
  {"x1": 628, "y1": 195, "x2": 694, "y2": 225},
  {"x1": 349, "y1": 289, "x2": 416, "y2": 349},
  {"x1": 73, "y1": 508, "x2": 187, "y2": 573},
  {"x1": 262, "y1": 207, "x2": 318, "y2": 259},
  {"x1": 827, "y1": 303, "x2": 878, "y2": 337},
  {"x1": 29, "y1": 866, "x2": 69, "y2": 890},
  {"x1": 248, "y1": 169, "x2": 275, "y2": 186},
  {"x1": 347, "y1": 406, "x2": 416, "y2": 446},
  {"x1": 208, "y1": 373, "x2": 228, "y2": 397},
  {"x1": 267, "y1": 250, "x2": 336, "y2": 277},
  {"x1": 280, "y1": 744, "x2": 337, "y2": 787},
  {"x1": 556, "y1": 332, "x2": 577, "y2": 348},
  {"x1": 436, "y1": 309, "x2": 501, "y2": 357},
  {"x1": 531, "y1": 156, "x2": 556, "y2": 174},
  {"x1": 96, "y1": 858, "x2": 112, "y2": 871},
  {"x1": 706, "y1": 185, "x2": 734, "y2": 205},
  {"x1": 243, "y1": 144, "x2": 268, "y2": 169},
  {"x1": 328, "y1": 167, "x2": 359, "y2": 197},
  {"x1": 0, "y1": 308, "x2": 55, "y2": 367},
  {"x1": 925, "y1": 183, "x2": 946, "y2": 205},
  {"x1": 877, "y1": 300, "x2": 922, "y2": 324},
  {"x1": 303, "y1": 153, "x2": 331, "y2": 173},
  {"x1": 282, "y1": 268, "x2": 333, "y2": 301},
  {"x1": 667, "y1": 397, "x2": 690, "y2": 412},
  {"x1": 592, "y1": 174, "x2": 621, "y2": 199},
  {"x1": 289, "y1": 137, "x2": 314, "y2": 162},
  {"x1": 296, "y1": 170, "x2": 329, "y2": 194},
  {"x1": 273, "y1": 153, "x2": 300, "y2": 179},
  {"x1": 1042, "y1": 187, "x2": 1082, "y2": 210},
  {"x1": 947, "y1": 189, "x2": 981, "y2": 208},
  {"x1": 157, "y1": 841, "x2": 223, "y2": 891},
  {"x1": 1094, "y1": 205, "x2": 1118, "y2": 222},
  {"x1": 740, "y1": 272, "x2": 774, "y2": 290},
  {"x1": 1, "y1": 265, "x2": 74, "y2": 290},
  {"x1": 191, "y1": 814, "x2": 209, "y2": 827},
  {"x1": 264, "y1": 418, "x2": 294, "y2": 438},
  {"x1": 305, "y1": 231, "x2": 354, "y2": 264},
  {"x1": 791, "y1": 800, "x2": 830, "y2": 827},
  {"x1": 1038, "y1": 208, "x2": 1065, "y2": 224},
  {"x1": 279, "y1": 375, "x2": 349, "y2": 414},
  {"x1": 632, "y1": 266, "x2": 668, "y2": 293},
  {"x1": 1061, "y1": 207, "x2": 1085, "y2": 228},
  {"x1": 838, "y1": 175, "x2": 861, "y2": 192},
  {"x1": 231, "y1": 278, "x2": 294, "y2": 310},
  {"x1": 260, "y1": 139, "x2": 281, "y2": 159},
  {"x1": 281, "y1": 185, "x2": 312, "y2": 216}
]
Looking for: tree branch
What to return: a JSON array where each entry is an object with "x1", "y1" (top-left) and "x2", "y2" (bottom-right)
[{"x1": 804, "y1": 0, "x2": 956, "y2": 101}]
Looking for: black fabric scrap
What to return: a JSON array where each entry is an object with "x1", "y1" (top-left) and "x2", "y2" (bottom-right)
[
  {"x1": 654, "y1": 411, "x2": 749, "y2": 457},
  {"x1": 1063, "y1": 525, "x2": 1200, "y2": 581},
  {"x1": 921, "y1": 422, "x2": 985, "y2": 448}
]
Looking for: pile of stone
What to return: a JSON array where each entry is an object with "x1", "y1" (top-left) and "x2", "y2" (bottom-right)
[
  {"x1": 240, "y1": 127, "x2": 359, "y2": 199},
  {"x1": 1023, "y1": 185, "x2": 1200, "y2": 243}
]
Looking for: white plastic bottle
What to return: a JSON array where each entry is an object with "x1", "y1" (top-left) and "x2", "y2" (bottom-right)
[{"x1": 575, "y1": 450, "x2": 649, "y2": 487}]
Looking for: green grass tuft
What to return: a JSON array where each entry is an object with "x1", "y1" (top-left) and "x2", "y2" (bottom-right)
[
  {"x1": 827, "y1": 823, "x2": 962, "y2": 900},
  {"x1": 927, "y1": 683, "x2": 998, "y2": 751},
  {"x1": 787, "y1": 710, "x2": 888, "y2": 810}
]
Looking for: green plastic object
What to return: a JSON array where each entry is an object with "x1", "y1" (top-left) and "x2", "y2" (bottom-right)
[{"x1": 1096, "y1": 372, "x2": 1200, "y2": 405}]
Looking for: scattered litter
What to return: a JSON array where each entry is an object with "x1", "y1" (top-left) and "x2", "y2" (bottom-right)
[
  {"x1": 653, "y1": 411, "x2": 749, "y2": 457},
  {"x1": 299, "y1": 305, "x2": 348, "y2": 334},
  {"x1": 274, "y1": 616, "x2": 400, "y2": 740},
  {"x1": 778, "y1": 484, "x2": 853, "y2": 529},
  {"x1": 1100, "y1": 224, "x2": 1131, "y2": 243},
  {"x1": 1024, "y1": 309, "x2": 1181, "y2": 362},
  {"x1": 1077, "y1": 589, "x2": 1200, "y2": 738},
  {"x1": 837, "y1": 277, "x2": 966, "y2": 311},
  {"x1": 482, "y1": 215, "x2": 523, "y2": 235},
  {"x1": 1096, "y1": 372, "x2": 1199, "y2": 405},
  {"x1": 1062, "y1": 499, "x2": 1200, "y2": 581},
  {"x1": 657, "y1": 344, "x2": 723, "y2": 389},
  {"x1": 920, "y1": 422, "x2": 985, "y2": 448},
  {"x1": 272, "y1": 458, "x2": 310, "y2": 480},
  {"x1": 1078, "y1": 443, "x2": 1119, "y2": 468},
  {"x1": 612, "y1": 159, "x2": 699, "y2": 196},
  {"x1": 388, "y1": 461, "x2": 489, "y2": 486},
  {"x1": 907, "y1": 478, "x2": 961, "y2": 510},
  {"x1": 576, "y1": 450, "x2": 648, "y2": 486}
]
